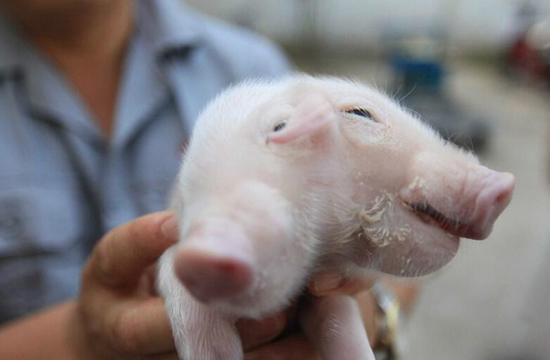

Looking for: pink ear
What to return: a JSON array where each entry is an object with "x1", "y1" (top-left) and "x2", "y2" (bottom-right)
[{"x1": 267, "y1": 93, "x2": 336, "y2": 144}]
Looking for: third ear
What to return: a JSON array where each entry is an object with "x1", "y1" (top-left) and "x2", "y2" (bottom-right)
[{"x1": 267, "y1": 93, "x2": 337, "y2": 144}]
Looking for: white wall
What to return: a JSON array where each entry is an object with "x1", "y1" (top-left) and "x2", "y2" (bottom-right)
[{"x1": 184, "y1": 0, "x2": 550, "y2": 55}]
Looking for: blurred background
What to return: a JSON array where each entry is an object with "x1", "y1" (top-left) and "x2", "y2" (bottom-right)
[{"x1": 183, "y1": 1, "x2": 550, "y2": 359}]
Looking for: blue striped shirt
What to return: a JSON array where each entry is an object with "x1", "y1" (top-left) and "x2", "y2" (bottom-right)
[{"x1": 0, "y1": 0, "x2": 290, "y2": 323}]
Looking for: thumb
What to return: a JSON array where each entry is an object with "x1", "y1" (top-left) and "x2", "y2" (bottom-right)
[{"x1": 90, "y1": 211, "x2": 178, "y2": 287}]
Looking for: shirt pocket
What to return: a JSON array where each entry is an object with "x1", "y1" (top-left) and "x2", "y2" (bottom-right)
[
  {"x1": 0, "y1": 177, "x2": 88, "y2": 323},
  {"x1": 0, "y1": 180, "x2": 84, "y2": 257}
]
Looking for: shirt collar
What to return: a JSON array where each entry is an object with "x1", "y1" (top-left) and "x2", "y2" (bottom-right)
[{"x1": 137, "y1": 0, "x2": 204, "y2": 59}]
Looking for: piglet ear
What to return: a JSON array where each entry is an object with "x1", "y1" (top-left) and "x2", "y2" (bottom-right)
[{"x1": 267, "y1": 93, "x2": 336, "y2": 144}]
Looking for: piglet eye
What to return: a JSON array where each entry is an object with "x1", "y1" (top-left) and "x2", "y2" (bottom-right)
[
  {"x1": 345, "y1": 108, "x2": 374, "y2": 121},
  {"x1": 273, "y1": 122, "x2": 287, "y2": 132}
]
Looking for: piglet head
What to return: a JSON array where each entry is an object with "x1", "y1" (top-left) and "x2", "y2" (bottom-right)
[
  {"x1": 299, "y1": 77, "x2": 516, "y2": 277},
  {"x1": 251, "y1": 77, "x2": 514, "y2": 278},
  {"x1": 171, "y1": 76, "x2": 515, "y2": 316}
]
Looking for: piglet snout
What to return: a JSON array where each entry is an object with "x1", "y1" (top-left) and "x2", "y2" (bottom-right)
[
  {"x1": 174, "y1": 221, "x2": 254, "y2": 303},
  {"x1": 465, "y1": 170, "x2": 515, "y2": 240}
]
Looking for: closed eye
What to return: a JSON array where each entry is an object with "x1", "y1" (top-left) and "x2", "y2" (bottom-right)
[
  {"x1": 273, "y1": 121, "x2": 287, "y2": 132},
  {"x1": 345, "y1": 108, "x2": 375, "y2": 121}
]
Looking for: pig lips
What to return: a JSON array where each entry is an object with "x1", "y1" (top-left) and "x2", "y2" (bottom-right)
[{"x1": 407, "y1": 201, "x2": 470, "y2": 238}]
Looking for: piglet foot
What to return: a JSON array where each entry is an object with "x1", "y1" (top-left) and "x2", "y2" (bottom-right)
[
  {"x1": 301, "y1": 295, "x2": 375, "y2": 360},
  {"x1": 172, "y1": 309, "x2": 242, "y2": 360}
]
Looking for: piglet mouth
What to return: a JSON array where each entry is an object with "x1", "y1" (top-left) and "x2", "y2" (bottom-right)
[
  {"x1": 404, "y1": 170, "x2": 515, "y2": 240},
  {"x1": 406, "y1": 201, "x2": 470, "y2": 238}
]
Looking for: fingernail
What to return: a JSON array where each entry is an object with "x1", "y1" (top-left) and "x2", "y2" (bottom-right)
[
  {"x1": 160, "y1": 215, "x2": 179, "y2": 243},
  {"x1": 310, "y1": 273, "x2": 344, "y2": 294}
]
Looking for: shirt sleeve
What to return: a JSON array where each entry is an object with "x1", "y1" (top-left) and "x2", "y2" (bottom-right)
[{"x1": 247, "y1": 37, "x2": 294, "y2": 78}]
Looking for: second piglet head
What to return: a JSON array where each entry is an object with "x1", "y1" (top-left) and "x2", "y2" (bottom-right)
[{"x1": 171, "y1": 76, "x2": 514, "y2": 317}]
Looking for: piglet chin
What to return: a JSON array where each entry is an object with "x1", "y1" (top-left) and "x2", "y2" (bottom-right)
[{"x1": 369, "y1": 204, "x2": 461, "y2": 278}]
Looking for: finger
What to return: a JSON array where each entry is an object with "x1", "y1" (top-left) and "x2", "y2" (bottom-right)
[
  {"x1": 237, "y1": 312, "x2": 288, "y2": 351},
  {"x1": 244, "y1": 333, "x2": 317, "y2": 360},
  {"x1": 309, "y1": 273, "x2": 374, "y2": 296},
  {"x1": 92, "y1": 211, "x2": 178, "y2": 287},
  {"x1": 333, "y1": 277, "x2": 375, "y2": 296},
  {"x1": 109, "y1": 298, "x2": 175, "y2": 355},
  {"x1": 300, "y1": 295, "x2": 375, "y2": 360},
  {"x1": 355, "y1": 290, "x2": 379, "y2": 347}
]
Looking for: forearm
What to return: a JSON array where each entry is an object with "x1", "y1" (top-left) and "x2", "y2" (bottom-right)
[{"x1": 0, "y1": 301, "x2": 80, "y2": 360}]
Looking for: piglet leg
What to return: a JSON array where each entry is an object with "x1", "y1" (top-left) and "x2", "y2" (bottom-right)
[
  {"x1": 300, "y1": 295, "x2": 375, "y2": 360},
  {"x1": 158, "y1": 248, "x2": 242, "y2": 360}
]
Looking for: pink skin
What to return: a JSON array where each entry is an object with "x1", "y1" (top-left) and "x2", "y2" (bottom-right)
[
  {"x1": 175, "y1": 224, "x2": 254, "y2": 303},
  {"x1": 464, "y1": 169, "x2": 515, "y2": 239},
  {"x1": 158, "y1": 76, "x2": 515, "y2": 360}
]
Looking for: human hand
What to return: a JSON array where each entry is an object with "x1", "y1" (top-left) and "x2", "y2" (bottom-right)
[
  {"x1": 308, "y1": 272, "x2": 418, "y2": 355},
  {"x1": 70, "y1": 211, "x2": 293, "y2": 360},
  {"x1": 309, "y1": 272, "x2": 379, "y2": 347},
  {"x1": 241, "y1": 273, "x2": 379, "y2": 360}
]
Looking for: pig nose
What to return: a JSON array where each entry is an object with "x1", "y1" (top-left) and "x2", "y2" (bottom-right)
[
  {"x1": 174, "y1": 240, "x2": 254, "y2": 303},
  {"x1": 468, "y1": 171, "x2": 515, "y2": 239}
]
